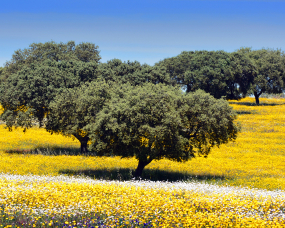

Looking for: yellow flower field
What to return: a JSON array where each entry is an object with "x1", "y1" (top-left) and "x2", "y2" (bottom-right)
[
  {"x1": 1, "y1": 97, "x2": 285, "y2": 227},
  {"x1": 1, "y1": 97, "x2": 285, "y2": 190},
  {"x1": 1, "y1": 174, "x2": 285, "y2": 227}
]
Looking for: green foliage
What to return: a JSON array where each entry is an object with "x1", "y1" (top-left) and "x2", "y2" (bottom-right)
[
  {"x1": 46, "y1": 80, "x2": 112, "y2": 153},
  {"x1": 0, "y1": 67, "x2": 3, "y2": 82},
  {"x1": 0, "y1": 59, "x2": 100, "y2": 130},
  {"x1": 156, "y1": 50, "x2": 255, "y2": 100},
  {"x1": 98, "y1": 58, "x2": 172, "y2": 85},
  {"x1": 3, "y1": 41, "x2": 101, "y2": 78},
  {"x1": 0, "y1": 41, "x2": 101, "y2": 131},
  {"x1": 88, "y1": 83, "x2": 239, "y2": 177},
  {"x1": 237, "y1": 47, "x2": 285, "y2": 104}
]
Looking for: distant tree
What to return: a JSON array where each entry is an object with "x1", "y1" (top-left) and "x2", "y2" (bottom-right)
[
  {"x1": 0, "y1": 59, "x2": 100, "y2": 130},
  {"x1": 88, "y1": 83, "x2": 239, "y2": 178},
  {"x1": 46, "y1": 80, "x2": 112, "y2": 153},
  {"x1": 98, "y1": 58, "x2": 172, "y2": 85},
  {"x1": 226, "y1": 51, "x2": 257, "y2": 100},
  {"x1": 2, "y1": 41, "x2": 101, "y2": 80},
  {"x1": 237, "y1": 47, "x2": 285, "y2": 104},
  {"x1": 156, "y1": 50, "x2": 255, "y2": 100}
]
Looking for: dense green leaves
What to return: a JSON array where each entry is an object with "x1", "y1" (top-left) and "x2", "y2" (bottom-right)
[
  {"x1": 46, "y1": 80, "x2": 112, "y2": 153},
  {"x1": 98, "y1": 59, "x2": 172, "y2": 85},
  {"x1": 237, "y1": 48, "x2": 285, "y2": 104},
  {"x1": 3, "y1": 41, "x2": 100, "y2": 78},
  {"x1": 0, "y1": 67, "x2": 3, "y2": 82},
  {"x1": 156, "y1": 50, "x2": 256, "y2": 100},
  {"x1": 0, "y1": 41, "x2": 102, "y2": 131},
  {"x1": 0, "y1": 59, "x2": 100, "y2": 130},
  {"x1": 88, "y1": 83, "x2": 239, "y2": 177}
]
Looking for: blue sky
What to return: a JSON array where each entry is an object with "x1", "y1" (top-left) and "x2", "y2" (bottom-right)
[{"x1": 1, "y1": 0, "x2": 285, "y2": 67}]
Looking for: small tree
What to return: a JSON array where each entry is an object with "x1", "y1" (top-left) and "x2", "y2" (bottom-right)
[
  {"x1": 238, "y1": 47, "x2": 285, "y2": 104},
  {"x1": 46, "y1": 80, "x2": 112, "y2": 153},
  {"x1": 88, "y1": 83, "x2": 239, "y2": 178}
]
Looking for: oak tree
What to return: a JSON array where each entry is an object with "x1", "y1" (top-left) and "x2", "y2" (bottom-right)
[
  {"x1": 46, "y1": 80, "x2": 112, "y2": 153},
  {"x1": 88, "y1": 83, "x2": 239, "y2": 178},
  {"x1": 156, "y1": 50, "x2": 255, "y2": 100},
  {"x1": 0, "y1": 59, "x2": 100, "y2": 130},
  {"x1": 237, "y1": 47, "x2": 285, "y2": 104}
]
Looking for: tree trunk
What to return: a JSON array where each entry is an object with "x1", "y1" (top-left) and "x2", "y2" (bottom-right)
[
  {"x1": 186, "y1": 84, "x2": 191, "y2": 93},
  {"x1": 80, "y1": 137, "x2": 89, "y2": 154},
  {"x1": 73, "y1": 134, "x2": 89, "y2": 154},
  {"x1": 254, "y1": 92, "x2": 260, "y2": 105},
  {"x1": 134, "y1": 159, "x2": 152, "y2": 179}
]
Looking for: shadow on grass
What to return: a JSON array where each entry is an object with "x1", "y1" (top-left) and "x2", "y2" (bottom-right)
[
  {"x1": 5, "y1": 147, "x2": 228, "y2": 182},
  {"x1": 229, "y1": 101, "x2": 285, "y2": 106},
  {"x1": 235, "y1": 111, "x2": 255, "y2": 115},
  {"x1": 4, "y1": 146, "x2": 88, "y2": 156},
  {"x1": 59, "y1": 168, "x2": 228, "y2": 182}
]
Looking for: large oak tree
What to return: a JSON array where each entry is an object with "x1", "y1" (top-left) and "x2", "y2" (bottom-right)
[
  {"x1": 0, "y1": 41, "x2": 102, "y2": 146},
  {"x1": 87, "y1": 83, "x2": 239, "y2": 178}
]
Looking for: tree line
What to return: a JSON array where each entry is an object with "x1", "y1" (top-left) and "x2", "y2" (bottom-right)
[{"x1": 0, "y1": 41, "x2": 283, "y2": 177}]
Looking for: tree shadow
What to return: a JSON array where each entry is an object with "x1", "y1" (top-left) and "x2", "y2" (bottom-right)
[
  {"x1": 235, "y1": 111, "x2": 254, "y2": 115},
  {"x1": 5, "y1": 147, "x2": 228, "y2": 182},
  {"x1": 59, "y1": 168, "x2": 228, "y2": 182},
  {"x1": 4, "y1": 146, "x2": 87, "y2": 156},
  {"x1": 229, "y1": 101, "x2": 285, "y2": 106}
]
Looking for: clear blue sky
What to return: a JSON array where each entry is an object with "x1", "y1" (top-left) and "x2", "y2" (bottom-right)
[{"x1": 1, "y1": 0, "x2": 285, "y2": 67}]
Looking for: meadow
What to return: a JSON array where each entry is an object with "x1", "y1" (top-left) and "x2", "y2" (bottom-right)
[{"x1": 0, "y1": 97, "x2": 285, "y2": 227}]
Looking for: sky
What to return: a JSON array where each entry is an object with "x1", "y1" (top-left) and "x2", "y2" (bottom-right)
[{"x1": 1, "y1": 0, "x2": 285, "y2": 67}]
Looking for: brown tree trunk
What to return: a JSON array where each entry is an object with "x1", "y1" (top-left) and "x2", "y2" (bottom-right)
[
  {"x1": 254, "y1": 92, "x2": 260, "y2": 105},
  {"x1": 134, "y1": 159, "x2": 152, "y2": 179},
  {"x1": 80, "y1": 137, "x2": 89, "y2": 154},
  {"x1": 186, "y1": 84, "x2": 191, "y2": 93},
  {"x1": 73, "y1": 134, "x2": 89, "y2": 154}
]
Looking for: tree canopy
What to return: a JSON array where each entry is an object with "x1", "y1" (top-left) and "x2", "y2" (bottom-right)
[
  {"x1": 237, "y1": 47, "x2": 285, "y2": 104},
  {"x1": 156, "y1": 50, "x2": 256, "y2": 100},
  {"x1": 98, "y1": 58, "x2": 172, "y2": 86},
  {"x1": 0, "y1": 59, "x2": 100, "y2": 130},
  {"x1": 2, "y1": 41, "x2": 101, "y2": 80},
  {"x1": 46, "y1": 80, "x2": 112, "y2": 153},
  {"x1": 0, "y1": 67, "x2": 3, "y2": 81},
  {"x1": 87, "y1": 83, "x2": 239, "y2": 178},
  {"x1": 0, "y1": 41, "x2": 101, "y2": 132}
]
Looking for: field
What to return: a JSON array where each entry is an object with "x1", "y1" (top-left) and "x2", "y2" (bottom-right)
[{"x1": 1, "y1": 97, "x2": 285, "y2": 227}]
